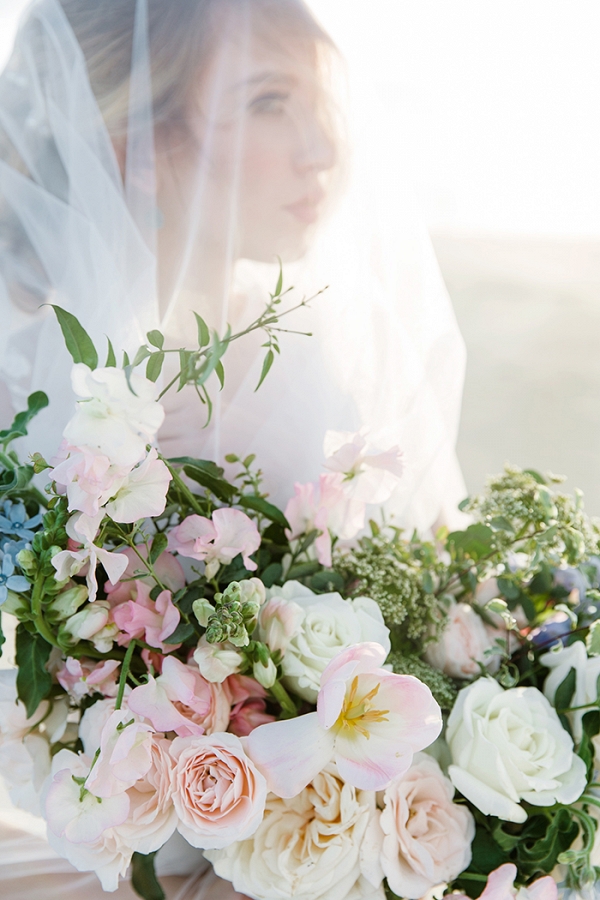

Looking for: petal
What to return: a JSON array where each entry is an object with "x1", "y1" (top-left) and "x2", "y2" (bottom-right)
[
  {"x1": 448, "y1": 764, "x2": 526, "y2": 823},
  {"x1": 335, "y1": 733, "x2": 413, "y2": 791},
  {"x1": 245, "y1": 712, "x2": 334, "y2": 798}
]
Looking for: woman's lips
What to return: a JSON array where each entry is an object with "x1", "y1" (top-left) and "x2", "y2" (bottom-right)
[{"x1": 284, "y1": 195, "x2": 324, "y2": 224}]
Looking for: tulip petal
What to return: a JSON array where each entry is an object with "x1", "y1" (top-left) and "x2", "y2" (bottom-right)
[
  {"x1": 245, "y1": 712, "x2": 334, "y2": 798},
  {"x1": 335, "y1": 733, "x2": 414, "y2": 791}
]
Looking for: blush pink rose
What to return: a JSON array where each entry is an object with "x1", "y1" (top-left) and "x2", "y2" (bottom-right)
[
  {"x1": 169, "y1": 732, "x2": 267, "y2": 849},
  {"x1": 56, "y1": 657, "x2": 120, "y2": 701},
  {"x1": 114, "y1": 737, "x2": 177, "y2": 855},
  {"x1": 112, "y1": 582, "x2": 181, "y2": 652},
  {"x1": 226, "y1": 674, "x2": 275, "y2": 737},
  {"x1": 128, "y1": 656, "x2": 231, "y2": 737},
  {"x1": 424, "y1": 601, "x2": 501, "y2": 679},
  {"x1": 380, "y1": 753, "x2": 475, "y2": 899},
  {"x1": 168, "y1": 508, "x2": 260, "y2": 578}
]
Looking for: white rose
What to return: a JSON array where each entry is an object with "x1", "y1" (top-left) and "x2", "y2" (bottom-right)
[
  {"x1": 205, "y1": 763, "x2": 385, "y2": 900},
  {"x1": 268, "y1": 581, "x2": 390, "y2": 702},
  {"x1": 541, "y1": 641, "x2": 600, "y2": 744},
  {"x1": 64, "y1": 364, "x2": 165, "y2": 468},
  {"x1": 447, "y1": 678, "x2": 587, "y2": 823},
  {"x1": 380, "y1": 753, "x2": 475, "y2": 900},
  {"x1": 424, "y1": 602, "x2": 501, "y2": 679}
]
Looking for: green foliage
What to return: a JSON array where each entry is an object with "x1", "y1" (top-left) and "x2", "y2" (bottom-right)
[
  {"x1": 131, "y1": 852, "x2": 165, "y2": 900},
  {"x1": 51, "y1": 305, "x2": 98, "y2": 369},
  {"x1": 15, "y1": 627, "x2": 53, "y2": 717},
  {"x1": 386, "y1": 650, "x2": 457, "y2": 709},
  {"x1": 0, "y1": 391, "x2": 49, "y2": 449}
]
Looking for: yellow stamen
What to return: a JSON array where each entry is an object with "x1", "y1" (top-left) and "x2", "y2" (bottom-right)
[{"x1": 333, "y1": 676, "x2": 389, "y2": 739}]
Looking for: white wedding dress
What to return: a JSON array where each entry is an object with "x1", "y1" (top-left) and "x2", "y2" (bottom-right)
[{"x1": 0, "y1": 0, "x2": 467, "y2": 897}]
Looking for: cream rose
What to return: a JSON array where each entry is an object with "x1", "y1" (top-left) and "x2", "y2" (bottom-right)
[
  {"x1": 205, "y1": 763, "x2": 385, "y2": 900},
  {"x1": 170, "y1": 733, "x2": 267, "y2": 849},
  {"x1": 264, "y1": 581, "x2": 390, "y2": 702},
  {"x1": 379, "y1": 753, "x2": 475, "y2": 899},
  {"x1": 447, "y1": 678, "x2": 587, "y2": 823},
  {"x1": 424, "y1": 601, "x2": 500, "y2": 679}
]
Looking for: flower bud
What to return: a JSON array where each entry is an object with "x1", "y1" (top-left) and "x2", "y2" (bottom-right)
[
  {"x1": 192, "y1": 597, "x2": 214, "y2": 628},
  {"x1": 50, "y1": 585, "x2": 89, "y2": 620},
  {"x1": 2, "y1": 589, "x2": 29, "y2": 617},
  {"x1": 253, "y1": 656, "x2": 277, "y2": 689},
  {"x1": 16, "y1": 549, "x2": 36, "y2": 576},
  {"x1": 62, "y1": 602, "x2": 110, "y2": 643}
]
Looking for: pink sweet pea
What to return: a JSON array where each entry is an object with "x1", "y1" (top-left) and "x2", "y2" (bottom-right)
[
  {"x1": 85, "y1": 709, "x2": 154, "y2": 799},
  {"x1": 452, "y1": 864, "x2": 557, "y2": 900},
  {"x1": 112, "y1": 582, "x2": 181, "y2": 652},
  {"x1": 105, "y1": 546, "x2": 186, "y2": 604},
  {"x1": 56, "y1": 657, "x2": 120, "y2": 701},
  {"x1": 50, "y1": 442, "x2": 124, "y2": 518},
  {"x1": 246, "y1": 642, "x2": 442, "y2": 798},
  {"x1": 168, "y1": 508, "x2": 260, "y2": 578},
  {"x1": 227, "y1": 674, "x2": 276, "y2": 737},
  {"x1": 323, "y1": 430, "x2": 404, "y2": 504},
  {"x1": 128, "y1": 656, "x2": 231, "y2": 736},
  {"x1": 104, "y1": 449, "x2": 171, "y2": 523}
]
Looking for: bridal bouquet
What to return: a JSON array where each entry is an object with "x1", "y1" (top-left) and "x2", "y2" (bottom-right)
[{"x1": 1, "y1": 298, "x2": 600, "y2": 900}]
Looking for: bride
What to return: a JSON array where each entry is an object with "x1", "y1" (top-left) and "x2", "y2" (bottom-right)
[{"x1": 0, "y1": 0, "x2": 466, "y2": 897}]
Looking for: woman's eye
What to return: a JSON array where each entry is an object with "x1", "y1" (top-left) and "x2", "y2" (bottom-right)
[{"x1": 249, "y1": 92, "x2": 290, "y2": 115}]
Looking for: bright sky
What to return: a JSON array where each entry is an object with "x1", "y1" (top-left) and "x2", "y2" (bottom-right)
[{"x1": 2, "y1": 0, "x2": 600, "y2": 239}]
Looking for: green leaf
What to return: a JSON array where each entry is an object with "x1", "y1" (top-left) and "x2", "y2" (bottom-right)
[
  {"x1": 287, "y1": 561, "x2": 322, "y2": 580},
  {"x1": 15, "y1": 627, "x2": 52, "y2": 718},
  {"x1": 215, "y1": 360, "x2": 225, "y2": 390},
  {"x1": 587, "y1": 620, "x2": 600, "y2": 657},
  {"x1": 0, "y1": 391, "x2": 49, "y2": 446},
  {"x1": 194, "y1": 312, "x2": 210, "y2": 348},
  {"x1": 146, "y1": 352, "x2": 165, "y2": 383},
  {"x1": 123, "y1": 350, "x2": 131, "y2": 368},
  {"x1": 447, "y1": 524, "x2": 494, "y2": 561},
  {"x1": 261, "y1": 562, "x2": 283, "y2": 588},
  {"x1": 50, "y1": 305, "x2": 98, "y2": 369},
  {"x1": 273, "y1": 259, "x2": 283, "y2": 297},
  {"x1": 255, "y1": 349, "x2": 274, "y2": 392},
  {"x1": 147, "y1": 330, "x2": 164, "y2": 350},
  {"x1": 238, "y1": 495, "x2": 290, "y2": 528},
  {"x1": 0, "y1": 614, "x2": 5, "y2": 659},
  {"x1": 554, "y1": 666, "x2": 576, "y2": 712},
  {"x1": 132, "y1": 345, "x2": 152, "y2": 368},
  {"x1": 182, "y1": 464, "x2": 236, "y2": 504},
  {"x1": 497, "y1": 576, "x2": 521, "y2": 601},
  {"x1": 163, "y1": 621, "x2": 195, "y2": 644},
  {"x1": 524, "y1": 468, "x2": 547, "y2": 484},
  {"x1": 515, "y1": 808, "x2": 578, "y2": 874},
  {"x1": 105, "y1": 337, "x2": 117, "y2": 367},
  {"x1": 422, "y1": 571, "x2": 434, "y2": 594},
  {"x1": 148, "y1": 532, "x2": 168, "y2": 566},
  {"x1": 0, "y1": 464, "x2": 34, "y2": 494},
  {"x1": 131, "y1": 852, "x2": 165, "y2": 900},
  {"x1": 490, "y1": 516, "x2": 515, "y2": 533},
  {"x1": 310, "y1": 569, "x2": 345, "y2": 594},
  {"x1": 172, "y1": 584, "x2": 206, "y2": 617}
]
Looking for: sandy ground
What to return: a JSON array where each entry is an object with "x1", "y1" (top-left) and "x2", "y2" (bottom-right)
[{"x1": 433, "y1": 231, "x2": 600, "y2": 517}]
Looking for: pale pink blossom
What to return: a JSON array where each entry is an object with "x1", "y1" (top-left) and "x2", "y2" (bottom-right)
[
  {"x1": 79, "y1": 698, "x2": 119, "y2": 757},
  {"x1": 105, "y1": 546, "x2": 186, "y2": 604},
  {"x1": 52, "y1": 511, "x2": 128, "y2": 602},
  {"x1": 50, "y1": 442, "x2": 124, "y2": 517},
  {"x1": 114, "y1": 737, "x2": 177, "y2": 855},
  {"x1": 112, "y1": 581, "x2": 180, "y2": 652},
  {"x1": 104, "y1": 448, "x2": 171, "y2": 523},
  {"x1": 128, "y1": 656, "x2": 231, "y2": 736},
  {"x1": 46, "y1": 826, "x2": 132, "y2": 893},
  {"x1": 323, "y1": 429, "x2": 404, "y2": 504},
  {"x1": 227, "y1": 674, "x2": 275, "y2": 737},
  {"x1": 246, "y1": 642, "x2": 442, "y2": 798},
  {"x1": 451, "y1": 864, "x2": 557, "y2": 900},
  {"x1": 56, "y1": 657, "x2": 120, "y2": 701},
  {"x1": 424, "y1": 601, "x2": 501, "y2": 680},
  {"x1": 193, "y1": 635, "x2": 244, "y2": 683},
  {"x1": 64, "y1": 364, "x2": 165, "y2": 468},
  {"x1": 257, "y1": 595, "x2": 303, "y2": 656},
  {"x1": 170, "y1": 732, "x2": 267, "y2": 849},
  {"x1": 44, "y1": 748, "x2": 130, "y2": 844},
  {"x1": 379, "y1": 753, "x2": 475, "y2": 899},
  {"x1": 85, "y1": 709, "x2": 154, "y2": 799},
  {"x1": 168, "y1": 508, "x2": 261, "y2": 578}
]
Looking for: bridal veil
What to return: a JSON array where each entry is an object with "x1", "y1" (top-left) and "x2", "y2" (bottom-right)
[{"x1": 0, "y1": 0, "x2": 466, "y2": 537}]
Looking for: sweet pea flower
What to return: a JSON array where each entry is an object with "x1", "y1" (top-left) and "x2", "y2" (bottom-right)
[
  {"x1": 168, "y1": 508, "x2": 261, "y2": 578},
  {"x1": 56, "y1": 657, "x2": 120, "y2": 701},
  {"x1": 104, "y1": 448, "x2": 171, "y2": 523},
  {"x1": 64, "y1": 364, "x2": 165, "y2": 468},
  {"x1": 112, "y1": 581, "x2": 180, "y2": 652},
  {"x1": 49, "y1": 443, "x2": 124, "y2": 517},
  {"x1": 452, "y1": 864, "x2": 557, "y2": 900},
  {"x1": 323, "y1": 429, "x2": 404, "y2": 503},
  {"x1": 193, "y1": 635, "x2": 244, "y2": 683},
  {"x1": 128, "y1": 655, "x2": 231, "y2": 736},
  {"x1": 105, "y1": 546, "x2": 186, "y2": 604},
  {"x1": 85, "y1": 709, "x2": 154, "y2": 799},
  {"x1": 257, "y1": 594, "x2": 304, "y2": 656},
  {"x1": 52, "y1": 511, "x2": 128, "y2": 602},
  {"x1": 227, "y1": 674, "x2": 275, "y2": 737},
  {"x1": 61, "y1": 601, "x2": 119, "y2": 653},
  {"x1": 246, "y1": 642, "x2": 442, "y2": 798}
]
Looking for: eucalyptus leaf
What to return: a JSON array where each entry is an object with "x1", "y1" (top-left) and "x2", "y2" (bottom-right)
[
  {"x1": 447, "y1": 524, "x2": 494, "y2": 561},
  {"x1": 51, "y1": 305, "x2": 98, "y2": 369}
]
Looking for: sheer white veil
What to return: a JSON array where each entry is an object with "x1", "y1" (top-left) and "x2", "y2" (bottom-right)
[{"x1": 0, "y1": 0, "x2": 466, "y2": 533}]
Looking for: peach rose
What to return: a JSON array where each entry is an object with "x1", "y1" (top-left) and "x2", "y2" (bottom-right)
[
  {"x1": 379, "y1": 753, "x2": 475, "y2": 899},
  {"x1": 170, "y1": 733, "x2": 267, "y2": 849}
]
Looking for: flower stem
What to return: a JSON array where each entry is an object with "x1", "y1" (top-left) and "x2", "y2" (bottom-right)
[
  {"x1": 161, "y1": 457, "x2": 205, "y2": 516},
  {"x1": 30, "y1": 573, "x2": 59, "y2": 647},
  {"x1": 269, "y1": 680, "x2": 297, "y2": 719},
  {"x1": 115, "y1": 639, "x2": 137, "y2": 711}
]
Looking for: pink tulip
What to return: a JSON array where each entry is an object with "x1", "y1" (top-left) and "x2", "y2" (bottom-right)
[
  {"x1": 168, "y1": 508, "x2": 261, "y2": 578},
  {"x1": 112, "y1": 582, "x2": 181, "y2": 652},
  {"x1": 128, "y1": 656, "x2": 231, "y2": 737},
  {"x1": 246, "y1": 642, "x2": 442, "y2": 798}
]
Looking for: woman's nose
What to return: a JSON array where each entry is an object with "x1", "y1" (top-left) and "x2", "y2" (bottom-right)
[{"x1": 293, "y1": 115, "x2": 336, "y2": 175}]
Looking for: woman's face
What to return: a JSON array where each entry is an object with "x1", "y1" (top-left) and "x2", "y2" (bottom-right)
[{"x1": 183, "y1": 22, "x2": 338, "y2": 264}]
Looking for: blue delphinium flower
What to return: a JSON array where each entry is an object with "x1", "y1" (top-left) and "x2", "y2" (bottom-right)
[
  {"x1": 0, "y1": 551, "x2": 30, "y2": 605},
  {"x1": 0, "y1": 500, "x2": 43, "y2": 542}
]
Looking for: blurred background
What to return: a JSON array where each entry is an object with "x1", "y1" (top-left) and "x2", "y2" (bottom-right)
[{"x1": 2, "y1": 0, "x2": 600, "y2": 509}]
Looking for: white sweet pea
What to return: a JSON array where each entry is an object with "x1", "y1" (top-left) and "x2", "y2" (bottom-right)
[
  {"x1": 52, "y1": 511, "x2": 128, "y2": 602},
  {"x1": 323, "y1": 429, "x2": 404, "y2": 504},
  {"x1": 263, "y1": 581, "x2": 390, "y2": 703},
  {"x1": 193, "y1": 635, "x2": 244, "y2": 683},
  {"x1": 447, "y1": 678, "x2": 587, "y2": 824},
  {"x1": 541, "y1": 641, "x2": 600, "y2": 744},
  {"x1": 103, "y1": 448, "x2": 171, "y2": 523},
  {"x1": 64, "y1": 364, "x2": 165, "y2": 468}
]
